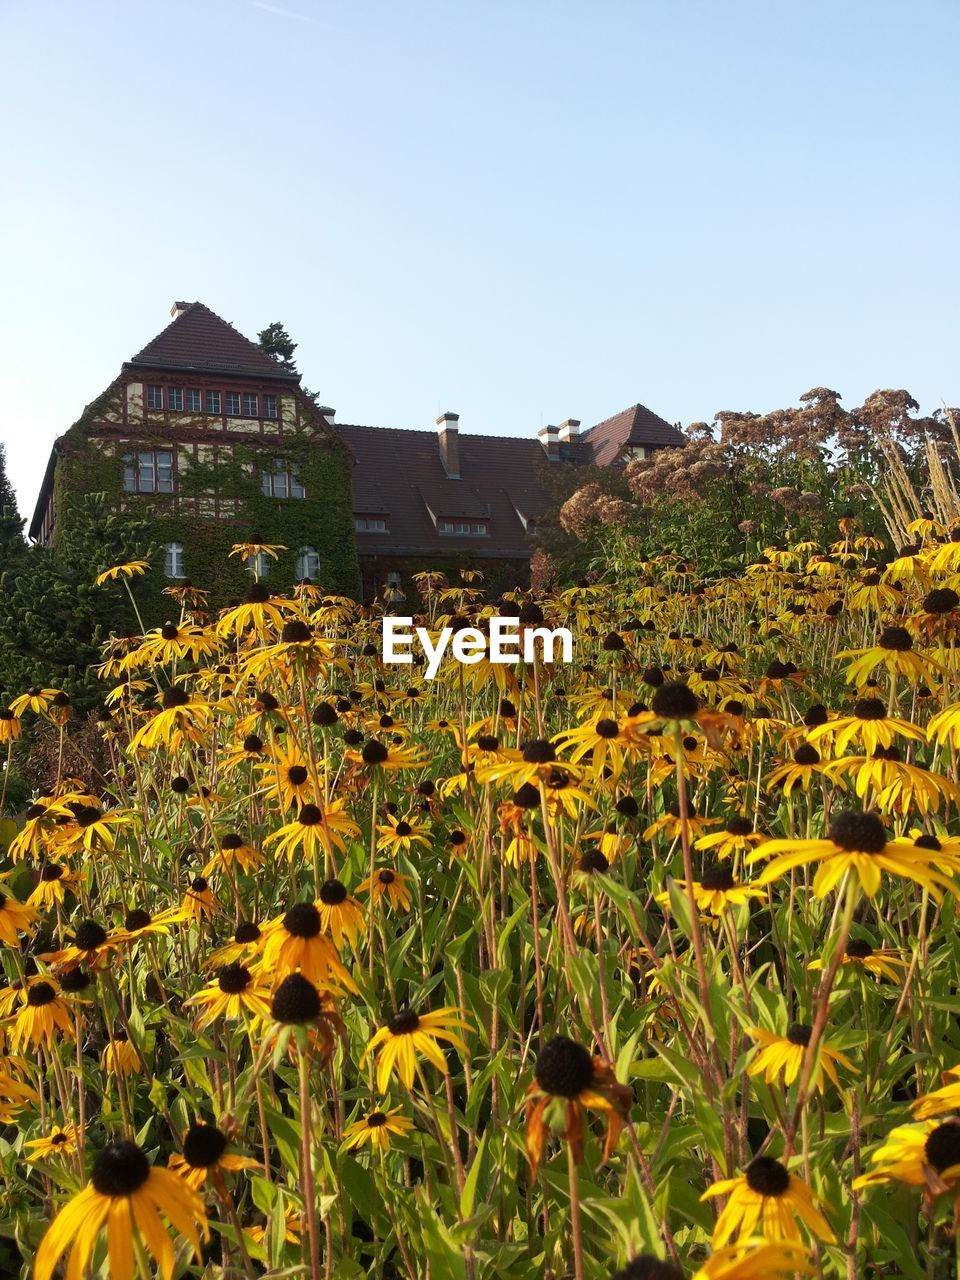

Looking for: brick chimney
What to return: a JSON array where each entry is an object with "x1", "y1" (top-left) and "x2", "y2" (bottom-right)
[
  {"x1": 170, "y1": 301, "x2": 192, "y2": 319},
  {"x1": 557, "y1": 418, "x2": 581, "y2": 444},
  {"x1": 437, "y1": 412, "x2": 460, "y2": 478},
  {"x1": 538, "y1": 424, "x2": 560, "y2": 461}
]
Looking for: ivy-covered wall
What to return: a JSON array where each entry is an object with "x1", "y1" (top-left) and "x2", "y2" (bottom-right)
[{"x1": 49, "y1": 377, "x2": 359, "y2": 621}]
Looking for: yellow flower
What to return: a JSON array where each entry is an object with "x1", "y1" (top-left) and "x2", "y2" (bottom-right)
[
  {"x1": 185, "y1": 963, "x2": 273, "y2": 1028},
  {"x1": 24, "y1": 1123, "x2": 79, "y2": 1162},
  {"x1": 0, "y1": 891, "x2": 38, "y2": 945},
  {"x1": 854, "y1": 1118, "x2": 960, "y2": 1195},
  {"x1": 702, "y1": 1157, "x2": 835, "y2": 1247},
  {"x1": 168, "y1": 1124, "x2": 259, "y2": 1190},
  {"x1": 94, "y1": 560, "x2": 150, "y2": 586},
  {"x1": 746, "y1": 1024, "x2": 855, "y2": 1092},
  {"x1": 357, "y1": 867, "x2": 414, "y2": 912},
  {"x1": 341, "y1": 1106, "x2": 414, "y2": 1152},
  {"x1": 102, "y1": 1034, "x2": 141, "y2": 1077},
  {"x1": 35, "y1": 1139, "x2": 208, "y2": 1280},
  {"x1": 362, "y1": 1006, "x2": 469, "y2": 1092},
  {"x1": 258, "y1": 901, "x2": 358, "y2": 993},
  {"x1": 692, "y1": 1238, "x2": 814, "y2": 1279}
]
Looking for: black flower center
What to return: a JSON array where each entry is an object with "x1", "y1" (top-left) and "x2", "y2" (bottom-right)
[
  {"x1": 924, "y1": 587, "x2": 960, "y2": 615},
  {"x1": 477, "y1": 734, "x2": 499, "y2": 751},
  {"x1": 513, "y1": 783, "x2": 541, "y2": 808},
  {"x1": 73, "y1": 919, "x2": 108, "y2": 950},
  {"x1": 160, "y1": 622, "x2": 179, "y2": 640},
  {"x1": 271, "y1": 973, "x2": 322, "y2": 1023},
  {"x1": 27, "y1": 981, "x2": 57, "y2": 1007},
  {"x1": 218, "y1": 964, "x2": 253, "y2": 994},
  {"x1": 786, "y1": 1023, "x2": 812, "y2": 1046},
  {"x1": 362, "y1": 740, "x2": 389, "y2": 765},
  {"x1": 234, "y1": 921, "x2": 261, "y2": 943},
  {"x1": 725, "y1": 816, "x2": 753, "y2": 836},
  {"x1": 40, "y1": 863, "x2": 65, "y2": 881},
  {"x1": 387, "y1": 1009, "x2": 420, "y2": 1035},
  {"x1": 534, "y1": 1037, "x2": 595, "y2": 1098},
  {"x1": 395, "y1": 821, "x2": 412, "y2": 837},
  {"x1": 281, "y1": 620, "x2": 312, "y2": 644},
  {"x1": 124, "y1": 909, "x2": 152, "y2": 931},
  {"x1": 579, "y1": 848, "x2": 610, "y2": 875},
  {"x1": 879, "y1": 626, "x2": 912, "y2": 652},
  {"x1": 378, "y1": 869, "x2": 396, "y2": 884},
  {"x1": 313, "y1": 703, "x2": 338, "y2": 726},
  {"x1": 283, "y1": 902, "x2": 322, "y2": 938},
  {"x1": 319, "y1": 879, "x2": 348, "y2": 905},
  {"x1": 853, "y1": 697, "x2": 886, "y2": 721},
  {"x1": 297, "y1": 803, "x2": 322, "y2": 825},
  {"x1": 366, "y1": 1111, "x2": 388, "y2": 1127},
  {"x1": 162, "y1": 687, "x2": 190, "y2": 709},
  {"x1": 612, "y1": 1258, "x2": 684, "y2": 1280},
  {"x1": 242, "y1": 734, "x2": 264, "y2": 753},
  {"x1": 92, "y1": 1141, "x2": 151, "y2": 1197},
  {"x1": 651, "y1": 682, "x2": 700, "y2": 720},
  {"x1": 794, "y1": 744, "x2": 821, "y2": 765},
  {"x1": 183, "y1": 1124, "x2": 228, "y2": 1168},
  {"x1": 925, "y1": 1120, "x2": 960, "y2": 1173},
  {"x1": 846, "y1": 939, "x2": 874, "y2": 959},
  {"x1": 287, "y1": 766, "x2": 309, "y2": 786},
  {"x1": 221, "y1": 834, "x2": 244, "y2": 850},
  {"x1": 829, "y1": 811, "x2": 887, "y2": 854},
  {"x1": 522, "y1": 739, "x2": 556, "y2": 764},
  {"x1": 700, "y1": 864, "x2": 735, "y2": 891},
  {"x1": 745, "y1": 1155, "x2": 790, "y2": 1197},
  {"x1": 595, "y1": 718, "x2": 620, "y2": 739}
]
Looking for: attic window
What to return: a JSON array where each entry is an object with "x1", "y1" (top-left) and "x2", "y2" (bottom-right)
[
  {"x1": 355, "y1": 516, "x2": 388, "y2": 533},
  {"x1": 438, "y1": 519, "x2": 488, "y2": 537}
]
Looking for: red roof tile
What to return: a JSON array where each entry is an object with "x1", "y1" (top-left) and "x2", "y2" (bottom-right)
[
  {"x1": 581, "y1": 403, "x2": 684, "y2": 465},
  {"x1": 127, "y1": 303, "x2": 298, "y2": 381}
]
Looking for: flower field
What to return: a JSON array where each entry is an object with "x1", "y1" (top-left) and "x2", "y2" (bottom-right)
[{"x1": 6, "y1": 527, "x2": 960, "y2": 1279}]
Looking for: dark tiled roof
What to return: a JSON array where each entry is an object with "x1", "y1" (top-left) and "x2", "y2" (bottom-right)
[
  {"x1": 127, "y1": 303, "x2": 299, "y2": 381},
  {"x1": 581, "y1": 403, "x2": 684, "y2": 465},
  {"x1": 336, "y1": 425, "x2": 554, "y2": 557}
]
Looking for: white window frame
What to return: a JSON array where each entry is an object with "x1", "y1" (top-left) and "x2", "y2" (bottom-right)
[
  {"x1": 186, "y1": 388, "x2": 201, "y2": 411},
  {"x1": 261, "y1": 457, "x2": 304, "y2": 499},
  {"x1": 355, "y1": 516, "x2": 388, "y2": 533},
  {"x1": 122, "y1": 449, "x2": 174, "y2": 495},
  {"x1": 167, "y1": 387, "x2": 183, "y2": 411},
  {"x1": 164, "y1": 542, "x2": 185, "y2": 579},
  {"x1": 438, "y1": 519, "x2": 488, "y2": 536},
  {"x1": 225, "y1": 392, "x2": 242, "y2": 416},
  {"x1": 243, "y1": 392, "x2": 259, "y2": 418},
  {"x1": 205, "y1": 390, "x2": 221, "y2": 414},
  {"x1": 147, "y1": 385, "x2": 164, "y2": 410},
  {"x1": 263, "y1": 394, "x2": 278, "y2": 419},
  {"x1": 296, "y1": 546, "x2": 320, "y2": 579},
  {"x1": 247, "y1": 551, "x2": 271, "y2": 577}
]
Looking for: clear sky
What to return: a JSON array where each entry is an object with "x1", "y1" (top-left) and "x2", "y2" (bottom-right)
[{"x1": 2, "y1": 0, "x2": 958, "y2": 522}]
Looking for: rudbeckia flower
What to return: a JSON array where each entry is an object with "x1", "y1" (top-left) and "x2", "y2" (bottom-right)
[
  {"x1": 806, "y1": 696, "x2": 924, "y2": 754},
  {"x1": 94, "y1": 559, "x2": 150, "y2": 586},
  {"x1": 692, "y1": 1239, "x2": 813, "y2": 1279},
  {"x1": 40, "y1": 917, "x2": 125, "y2": 972},
  {"x1": 102, "y1": 1032, "x2": 142, "y2": 1077},
  {"x1": 837, "y1": 625, "x2": 940, "y2": 687},
  {"x1": 35, "y1": 1139, "x2": 208, "y2": 1280},
  {"x1": 315, "y1": 879, "x2": 365, "y2": 948},
  {"x1": 358, "y1": 867, "x2": 414, "y2": 912},
  {"x1": 748, "y1": 810, "x2": 960, "y2": 900},
  {"x1": 129, "y1": 685, "x2": 212, "y2": 753},
  {"x1": 853, "y1": 1118, "x2": 960, "y2": 1196},
  {"x1": 702, "y1": 1156, "x2": 835, "y2": 1246},
  {"x1": 746, "y1": 1023, "x2": 855, "y2": 1092},
  {"x1": 187, "y1": 963, "x2": 272, "y2": 1028},
  {"x1": 659, "y1": 865, "x2": 766, "y2": 917},
  {"x1": 258, "y1": 902, "x2": 358, "y2": 992},
  {"x1": 168, "y1": 1123, "x2": 258, "y2": 1189},
  {"x1": 807, "y1": 936, "x2": 908, "y2": 983},
  {"x1": 362, "y1": 1006, "x2": 469, "y2": 1092},
  {"x1": 696, "y1": 815, "x2": 766, "y2": 860},
  {"x1": 0, "y1": 708, "x2": 21, "y2": 742},
  {"x1": 24, "y1": 1124, "x2": 79, "y2": 1162},
  {"x1": 217, "y1": 582, "x2": 296, "y2": 640},
  {"x1": 765, "y1": 743, "x2": 830, "y2": 795},
  {"x1": 8, "y1": 686, "x2": 61, "y2": 717},
  {"x1": 341, "y1": 1107, "x2": 414, "y2": 1152},
  {"x1": 9, "y1": 981, "x2": 76, "y2": 1051},
  {"x1": 27, "y1": 862, "x2": 83, "y2": 909},
  {"x1": 348, "y1": 737, "x2": 427, "y2": 773},
  {"x1": 265, "y1": 801, "x2": 359, "y2": 862},
  {"x1": 376, "y1": 812, "x2": 431, "y2": 854},
  {"x1": 523, "y1": 1036, "x2": 632, "y2": 1176},
  {"x1": 0, "y1": 892, "x2": 38, "y2": 944}
]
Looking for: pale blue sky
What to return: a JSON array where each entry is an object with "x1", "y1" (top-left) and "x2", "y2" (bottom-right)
[{"x1": 2, "y1": 0, "x2": 958, "y2": 521}]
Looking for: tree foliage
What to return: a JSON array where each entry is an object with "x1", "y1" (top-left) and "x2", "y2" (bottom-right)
[{"x1": 257, "y1": 321, "x2": 299, "y2": 371}]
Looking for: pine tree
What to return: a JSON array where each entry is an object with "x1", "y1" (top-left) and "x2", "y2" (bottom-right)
[
  {"x1": 257, "y1": 321, "x2": 298, "y2": 372},
  {"x1": 0, "y1": 443, "x2": 25, "y2": 552}
]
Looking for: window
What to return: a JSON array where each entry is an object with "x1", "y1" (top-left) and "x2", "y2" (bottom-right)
[
  {"x1": 263, "y1": 394, "x2": 278, "y2": 419},
  {"x1": 186, "y1": 389, "x2": 201, "y2": 412},
  {"x1": 167, "y1": 387, "x2": 183, "y2": 411},
  {"x1": 261, "y1": 457, "x2": 304, "y2": 499},
  {"x1": 147, "y1": 385, "x2": 163, "y2": 409},
  {"x1": 438, "y1": 519, "x2": 488, "y2": 536},
  {"x1": 226, "y1": 392, "x2": 242, "y2": 416},
  {"x1": 355, "y1": 516, "x2": 388, "y2": 533},
  {"x1": 296, "y1": 546, "x2": 320, "y2": 579},
  {"x1": 164, "y1": 542, "x2": 185, "y2": 579},
  {"x1": 122, "y1": 449, "x2": 174, "y2": 494},
  {"x1": 205, "y1": 390, "x2": 221, "y2": 414},
  {"x1": 247, "y1": 551, "x2": 271, "y2": 578},
  {"x1": 242, "y1": 393, "x2": 259, "y2": 418},
  {"x1": 385, "y1": 571, "x2": 403, "y2": 589}
]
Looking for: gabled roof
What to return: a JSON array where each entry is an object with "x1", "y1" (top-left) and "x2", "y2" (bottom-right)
[
  {"x1": 126, "y1": 303, "x2": 299, "y2": 381},
  {"x1": 581, "y1": 403, "x2": 684, "y2": 465},
  {"x1": 336, "y1": 424, "x2": 553, "y2": 558}
]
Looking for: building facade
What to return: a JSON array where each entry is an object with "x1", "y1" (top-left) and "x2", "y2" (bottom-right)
[{"x1": 30, "y1": 302, "x2": 684, "y2": 599}]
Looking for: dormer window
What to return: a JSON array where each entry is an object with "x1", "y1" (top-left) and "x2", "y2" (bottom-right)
[
  {"x1": 355, "y1": 516, "x2": 388, "y2": 533},
  {"x1": 438, "y1": 519, "x2": 488, "y2": 537}
]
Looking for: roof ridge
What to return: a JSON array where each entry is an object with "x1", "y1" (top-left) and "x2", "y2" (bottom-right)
[
  {"x1": 128, "y1": 302, "x2": 294, "y2": 379},
  {"x1": 336, "y1": 423, "x2": 544, "y2": 443}
]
